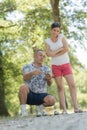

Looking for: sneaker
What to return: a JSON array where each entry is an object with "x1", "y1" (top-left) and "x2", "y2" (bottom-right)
[
  {"x1": 22, "y1": 110, "x2": 28, "y2": 117},
  {"x1": 36, "y1": 111, "x2": 42, "y2": 117},
  {"x1": 36, "y1": 105, "x2": 43, "y2": 117},
  {"x1": 42, "y1": 111, "x2": 48, "y2": 116},
  {"x1": 54, "y1": 111, "x2": 59, "y2": 115},
  {"x1": 21, "y1": 105, "x2": 28, "y2": 117},
  {"x1": 36, "y1": 105, "x2": 48, "y2": 117}
]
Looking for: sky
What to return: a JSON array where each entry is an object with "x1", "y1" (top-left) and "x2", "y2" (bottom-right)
[{"x1": 76, "y1": 47, "x2": 87, "y2": 68}]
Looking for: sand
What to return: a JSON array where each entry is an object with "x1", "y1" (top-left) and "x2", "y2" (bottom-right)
[{"x1": 0, "y1": 112, "x2": 87, "y2": 130}]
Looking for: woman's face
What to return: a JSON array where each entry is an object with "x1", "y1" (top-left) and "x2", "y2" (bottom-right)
[{"x1": 51, "y1": 27, "x2": 60, "y2": 37}]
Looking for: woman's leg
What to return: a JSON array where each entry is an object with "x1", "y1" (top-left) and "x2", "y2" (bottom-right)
[
  {"x1": 64, "y1": 74, "x2": 79, "y2": 111},
  {"x1": 55, "y1": 76, "x2": 67, "y2": 112}
]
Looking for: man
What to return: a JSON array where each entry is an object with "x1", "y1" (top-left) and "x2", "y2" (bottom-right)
[{"x1": 18, "y1": 49, "x2": 56, "y2": 117}]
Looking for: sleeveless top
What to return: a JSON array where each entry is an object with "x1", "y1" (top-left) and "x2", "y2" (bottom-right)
[{"x1": 45, "y1": 34, "x2": 70, "y2": 65}]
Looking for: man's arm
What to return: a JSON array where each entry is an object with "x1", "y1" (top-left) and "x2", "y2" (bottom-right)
[
  {"x1": 23, "y1": 70, "x2": 42, "y2": 81},
  {"x1": 23, "y1": 71, "x2": 33, "y2": 81}
]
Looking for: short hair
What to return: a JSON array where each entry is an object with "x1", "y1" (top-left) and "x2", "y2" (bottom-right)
[
  {"x1": 33, "y1": 47, "x2": 44, "y2": 54},
  {"x1": 51, "y1": 22, "x2": 61, "y2": 29}
]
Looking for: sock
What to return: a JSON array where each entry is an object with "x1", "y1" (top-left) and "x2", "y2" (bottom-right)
[
  {"x1": 20, "y1": 104, "x2": 28, "y2": 116},
  {"x1": 36, "y1": 105, "x2": 44, "y2": 113}
]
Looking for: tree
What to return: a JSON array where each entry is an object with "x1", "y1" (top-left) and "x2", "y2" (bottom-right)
[
  {"x1": 0, "y1": 50, "x2": 9, "y2": 115},
  {"x1": 0, "y1": 0, "x2": 17, "y2": 116},
  {"x1": 50, "y1": 0, "x2": 60, "y2": 22}
]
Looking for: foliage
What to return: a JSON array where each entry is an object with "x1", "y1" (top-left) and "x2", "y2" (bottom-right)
[
  {"x1": 0, "y1": 0, "x2": 87, "y2": 116},
  {"x1": 60, "y1": 0, "x2": 87, "y2": 49}
]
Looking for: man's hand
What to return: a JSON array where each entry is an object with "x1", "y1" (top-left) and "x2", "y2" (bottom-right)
[
  {"x1": 23, "y1": 69, "x2": 42, "y2": 81},
  {"x1": 45, "y1": 73, "x2": 52, "y2": 86},
  {"x1": 45, "y1": 73, "x2": 52, "y2": 80},
  {"x1": 32, "y1": 69, "x2": 42, "y2": 76}
]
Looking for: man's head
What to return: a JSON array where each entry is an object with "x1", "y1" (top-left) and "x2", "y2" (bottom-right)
[{"x1": 33, "y1": 49, "x2": 46, "y2": 66}]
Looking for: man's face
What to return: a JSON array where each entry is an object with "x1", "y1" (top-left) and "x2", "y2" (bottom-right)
[{"x1": 34, "y1": 51, "x2": 45, "y2": 64}]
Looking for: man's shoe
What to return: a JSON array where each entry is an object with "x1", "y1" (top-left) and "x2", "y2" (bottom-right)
[
  {"x1": 36, "y1": 111, "x2": 42, "y2": 117},
  {"x1": 36, "y1": 105, "x2": 43, "y2": 117},
  {"x1": 22, "y1": 110, "x2": 28, "y2": 117},
  {"x1": 36, "y1": 105, "x2": 48, "y2": 117}
]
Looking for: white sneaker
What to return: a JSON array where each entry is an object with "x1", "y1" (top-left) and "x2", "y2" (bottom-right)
[
  {"x1": 36, "y1": 105, "x2": 43, "y2": 117},
  {"x1": 22, "y1": 110, "x2": 28, "y2": 117},
  {"x1": 36, "y1": 105, "x2": 48, "y2": 117},
  {"x1": 36, "y1": 111, "x2": 42, "y2": 117},
  {"x1": 21, "y1": 104, "x2": 28, "y2": 117}
]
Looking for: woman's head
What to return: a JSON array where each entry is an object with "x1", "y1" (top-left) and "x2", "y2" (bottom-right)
[
  {"x1": 51, "y1": 22, "x2": 61, "y2": 37},
  {"x1": 51, "y1": 22, "x2": 61, "y2": 29}
]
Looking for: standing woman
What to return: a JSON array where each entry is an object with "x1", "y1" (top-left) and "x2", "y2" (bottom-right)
[{"x1": 45, "y1": 22, "x2": 82, "y2": 114}]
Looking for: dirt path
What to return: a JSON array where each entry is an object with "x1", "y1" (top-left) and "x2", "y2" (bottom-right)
[{"x1": 0, "y1": 113, "x2": 87, "y2": 130}]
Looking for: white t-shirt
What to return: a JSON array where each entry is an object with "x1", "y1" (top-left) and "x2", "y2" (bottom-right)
[{"x1": 45, "y1": 34, "x2": 70, "y2": 65}]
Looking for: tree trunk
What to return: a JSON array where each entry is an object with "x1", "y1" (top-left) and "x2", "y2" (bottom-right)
[
  {"x1": 50, "y1": 0, "x2": 60, "y2": 22},
  {"x1": 0, "y1": 50, "x2": 9, "y2": 116}
]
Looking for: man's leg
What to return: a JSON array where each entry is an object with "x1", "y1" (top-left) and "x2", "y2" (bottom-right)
[
  {"x1": 36, "y1": 104, "x2": 51, "y2": 117},
  {"x1": 43, "y1": 95, "x2": 56, "y2": 106},
  {"x1": 18, "y1": 84, "x2": 29, "y2": 116},
  {"x1": 35, "y1": 93, "x2": 55, "y2": 116}
]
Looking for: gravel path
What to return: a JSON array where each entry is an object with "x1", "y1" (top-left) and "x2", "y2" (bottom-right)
[{"x1": 0, "y1": 113, "x2": 87, "y2": 130}]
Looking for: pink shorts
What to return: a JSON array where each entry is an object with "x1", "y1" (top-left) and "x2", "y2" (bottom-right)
[{"x1": 52, "y1": 63, "x2": 73, "y2": 77}]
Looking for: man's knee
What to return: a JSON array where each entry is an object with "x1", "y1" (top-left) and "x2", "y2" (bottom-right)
[
  {"x1": 49, "y1": 96, "x2": 56, "y2": 105},
  {"x1": 19, "y1": 84, "x2": 29, "y2": 95},
  {"x1": 44, "y1": 95, "x2": 56, "y2": 106}
]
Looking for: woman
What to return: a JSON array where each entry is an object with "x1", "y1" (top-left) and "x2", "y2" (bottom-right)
[{"x1": 45, "y1": 22, "x2": 82, "y2": 114}]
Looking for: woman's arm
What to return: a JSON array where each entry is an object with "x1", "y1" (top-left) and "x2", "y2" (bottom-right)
[
  {"x1": 45, "y1": 36, "x2": 69, "y2": 57},
  {"x1": 55, "y1": 36, "x2": 69, "y2": 56},
  {"x1": 45, "y1": 43, "x2": 64, "y2": 57}
]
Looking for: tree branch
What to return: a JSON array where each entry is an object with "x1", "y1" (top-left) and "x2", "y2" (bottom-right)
[{"x1": 0, "y1": 24, "x2": 17, "y2": 29}]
